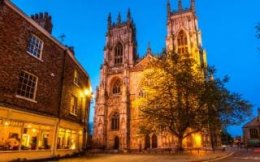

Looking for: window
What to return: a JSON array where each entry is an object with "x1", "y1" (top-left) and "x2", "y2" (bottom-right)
[
  {"x1": 177, "y1": 30, "x2": 188, "y2": 55},
  {"x1": 27, "y1": 34, "x2": 44, "y2": 59},
  {"x1": 70, "y1": 96, "x2": 78, "y2": 115},
  {"x1": 17, "y1": 71, "x2": 38, "y2": 100},
  {"x1": 111, "y1": 112, "x2": 120, "y2": 130},
  {"x1": 0, "y1": 119, "x2": 52, "y2": 151},
  {"x1": 250, "y1": 128, "x2": 259, "y2": 138},
  {"x1": 74, "y1": 70, "x2": 79, "y2": 86},
  {"x1": 57, "y1": 128, "x2": 78, "y2": 150},
  {"x1": 114, "y1": 43, "x2": 123, "y2": 65},
  {"x1": 112, "y1": 79, "x2": 121, "y2": 95}
]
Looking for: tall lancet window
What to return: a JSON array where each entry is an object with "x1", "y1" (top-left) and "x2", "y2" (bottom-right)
[
  {"x1": 114, "y1": 43, "x2": 123, "y2": 65},
  {"x1": 177, "y1": 30, "x2": 188, "y2": 55},
  {"x1": 111, "y1": 112, "x2": 120, "y2": 130},
  {"x1": 112, "y1": 79, "x2": 121, "y2": 95}
]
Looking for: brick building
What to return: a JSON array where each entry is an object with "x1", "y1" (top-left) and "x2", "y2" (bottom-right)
[
  {"x1": 243, "y1": 110, "x2": 260, "y2": 147},
  {"x1": 93, "y1": 0, "x2": 210, "y2": 150},
  {"x1": 0, "y1": 0, "x2": 91, "y2": 161}
]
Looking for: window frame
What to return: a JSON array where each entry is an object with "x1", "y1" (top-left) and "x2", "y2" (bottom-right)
[
  {"x1": 177, "y1": 30, "x2": 189, "y2": 55},
  {"x1": 114, "y1": 43, "x2": 123, "y2": 66},
  {"x1": 70, "y1": 95, "x2": 78, "y2": 116},
  {"x1": 73, "y1": 70, "x2": 79, "y2": 86},
  {"x1": 112, "y1": 79, "x2": 121, "y2": 95},
  {"x1": 250, "y1": 128, "x2": 259, "y2": 139},
  {"x1": 111, "y1": 112, "x2": 120, "y2": 131},
  {"x1": 16, "y1": 71, "x2": 38, "y2": 103},
  {"x1": 26, "y1": 34, "x2": 44, "y2": 61}
]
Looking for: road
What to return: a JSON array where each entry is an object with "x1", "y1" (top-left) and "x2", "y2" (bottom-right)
[{"x1": 218, "y1": 149, "x2": 260, "y2": 162}]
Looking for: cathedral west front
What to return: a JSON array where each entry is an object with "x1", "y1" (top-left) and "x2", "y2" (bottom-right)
[{"x1": 93, "y1": 0, "x2": 209, "y2": 150}]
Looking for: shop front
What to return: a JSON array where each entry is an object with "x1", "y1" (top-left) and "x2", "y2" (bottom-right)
[{"x1": 0, "y1": 107, "x2": 86, "y2": 161}]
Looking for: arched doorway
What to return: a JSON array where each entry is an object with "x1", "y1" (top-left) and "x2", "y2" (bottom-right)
[
  {"x1": 152, "y1": 134, "x2": 158, "y2": 148},
  {"x1": 145, "y1": 134, "x2": 150, "y2": 149},
  {"x1": 114, "y1": 136, "x2": 120, "y2": 150}
]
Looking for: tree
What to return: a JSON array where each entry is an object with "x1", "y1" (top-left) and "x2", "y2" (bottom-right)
[
  {"x1": 134, "y1": 52, "x2": 252, "y2": 151},
  {"x1": 134, "y1": 52, "x2": 206, "y2": 151},
  {"x1": 201, "y1": 67, "x2": 252, "y2": 150},
  {"x1": 220, "y1": 129, "x2": 233, "y2": 145}
]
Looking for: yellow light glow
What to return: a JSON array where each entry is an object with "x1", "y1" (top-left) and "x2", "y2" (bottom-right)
[
  {"x1": 32, "y1": 128, "x2": 37, "y2": 133},
  {"x1": 4, "y1": 121, "x2": 9, "y2": 126},
  {"x1": 84, "y1": 87, "x2": 92, "y2": 97},
  {"x1": 194, "y1": 134, "x2": 202, "y2": 148}
]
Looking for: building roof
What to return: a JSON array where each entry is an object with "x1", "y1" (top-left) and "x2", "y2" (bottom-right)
[
  {"x1": 243, "y1": 116, "x2": 260, "y2": 128},
  {"x1": 3, "y1": 0, "x2": 91, "y2": 86}
]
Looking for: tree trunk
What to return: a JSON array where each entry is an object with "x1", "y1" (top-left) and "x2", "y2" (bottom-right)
[{"x1": 177, "y1": 136, "x2": 184, "y2": 152}]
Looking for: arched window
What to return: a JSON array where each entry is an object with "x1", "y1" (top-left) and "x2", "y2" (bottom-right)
[
  {"x1": 114, "y1": 43, "x2": 123, "y2": 65},
  {"x1": 112, "y1": 79, "x2": 121, "y2": 94},
  {"x1": 177, "y1": 30, "x2": 188, "y2": 55},
  {"x1": 111, "y1": 112, "x2": 120, "y2": 130}
]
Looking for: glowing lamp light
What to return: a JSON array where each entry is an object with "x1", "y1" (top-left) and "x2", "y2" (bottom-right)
[
  {"x1": 4, "y1": 121, "x2": 10, "y2": 126},
  {"x1": 84, "y1": 87, "x2": 92, "y2": 97},
  {"x1": 32, "y1": 128, "x2": 37, "y2": 133}
]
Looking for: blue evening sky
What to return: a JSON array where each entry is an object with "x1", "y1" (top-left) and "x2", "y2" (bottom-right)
[{"x1": 11, "y1": 0, "x2": 260, "y2": 136}]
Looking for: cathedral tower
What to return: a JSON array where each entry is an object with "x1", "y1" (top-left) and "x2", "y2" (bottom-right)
[
  {"x1": 166, "y1": 0, "x2": 206, "y2": 68},
  {"x1": 93, "y1": 10, "x2": 137, "y2": 150}
]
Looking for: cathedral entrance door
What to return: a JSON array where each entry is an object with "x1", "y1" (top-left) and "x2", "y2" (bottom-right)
[
  {"x1": 114, "y1": 136, "x2": 119, "y2": 150},
  {"x1": 145, "y1": 134, "x2": 150, "y2": 149},
  {"x1": 152, "y1": 134, "x2": 158, "y2": 148}
]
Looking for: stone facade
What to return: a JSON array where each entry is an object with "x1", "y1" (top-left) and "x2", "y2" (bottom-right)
[
  {"x1": 93, "y1": 0, "x2": 209, "y2": 150},
  {"x1": 0, "y1": 0, "x2": 91, "y2": 161}
]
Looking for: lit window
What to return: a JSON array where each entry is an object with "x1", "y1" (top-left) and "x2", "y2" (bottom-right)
[
  {"x1": 114, "y1": 43, "x2": 123, "y2": 65},
  {"x1": 17, "y1": 71, "x2": 38, "y2": 100},
  {"x1": 111, "y1": 112, "x2": 120, "y2": 130},
  {"x1": 112, "y1": 80, "x2": 121, "y2": 95},
  {"x1": 177, "y1": 30, "x2": 188, "y2": 55},
  {"x1": 70, "y1": 96, "x2": 78, "y2": 115},
  {"x1": 27, "y1": 34, "x2": 44, "y2": 59},
  {"x1": 57, "y1": 128, "x2": 78, "y2": 150},
  {"x1": 74, "y1": 70, "x2": 79, "y2": 85}
]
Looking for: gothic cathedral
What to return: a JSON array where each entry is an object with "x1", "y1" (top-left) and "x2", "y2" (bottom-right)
[{"x1": 93, "y1": 0, "x2": 208, "y2": 150}]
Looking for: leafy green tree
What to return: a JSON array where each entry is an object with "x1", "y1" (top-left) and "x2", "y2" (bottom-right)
[
  {"x1": 201, "y1": 67, "x2": 252, "y2": 149},
  {"x1": 134, "y1": 52, "x2": 252, "y2": 151},
  {"x1": 134, "y1": 52, "x2": 206, "y2": 151}
]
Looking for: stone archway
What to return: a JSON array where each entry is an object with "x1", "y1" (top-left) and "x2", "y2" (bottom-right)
[
  {"x1": 152, "y1": 134, "x2": 158, "y2": 148},
  {"x1": 114, "y1": 136, "x2": 120, "y2": 150}
]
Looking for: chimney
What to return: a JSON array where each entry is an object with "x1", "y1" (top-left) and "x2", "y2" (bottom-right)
[{"x1": 31, "y1": 12, "x2": 53, "y2": 34}]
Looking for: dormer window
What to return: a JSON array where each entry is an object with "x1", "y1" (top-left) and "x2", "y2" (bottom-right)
[
  {"x1": 27, "y1": 34, "x2": 44, "y2": 59},
  {"x1": 114, "y1": 43, "x2": 123, "y2": 65}
]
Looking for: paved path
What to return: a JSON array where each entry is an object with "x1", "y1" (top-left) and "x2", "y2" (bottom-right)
[
  {"x1": 58, "y1": 151, "x2": 229, "y2": 162},
  {"x1": 217, "y1": 149, "x2": 260, "y2": 162}
]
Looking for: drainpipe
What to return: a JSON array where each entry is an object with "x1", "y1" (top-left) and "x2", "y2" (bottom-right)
[{"x1": 52, "y1": 49, "x2": 67, "y2": 157}]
